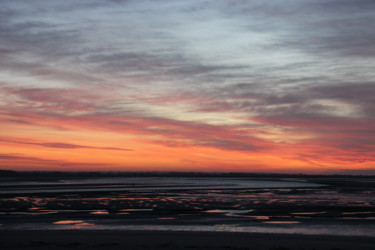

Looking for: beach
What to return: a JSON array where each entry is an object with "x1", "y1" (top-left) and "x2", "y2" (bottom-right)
[
  {"x1": 2, "y1": 230, "x2": 375, "y2": 250},
  {"x1": 1, "y1": 174, "x2": 374, "y2": 249}
]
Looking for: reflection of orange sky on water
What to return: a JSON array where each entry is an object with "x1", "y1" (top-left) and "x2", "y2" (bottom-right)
[{"x1": 53, "y1": 220, "x2": 85, "y2": 225}]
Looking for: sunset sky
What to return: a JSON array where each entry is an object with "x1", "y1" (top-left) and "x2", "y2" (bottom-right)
[{"x1": 1, "y1": 0, "x2": 374, "y2": 174}]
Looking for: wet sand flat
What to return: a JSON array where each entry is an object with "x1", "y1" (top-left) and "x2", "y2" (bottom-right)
[
  {"x1": 1, "y1": 230, "x2": 375, "y2": 250},
  {"x1": 1, "y1": 174, "x2": 375, "y2": 249}
]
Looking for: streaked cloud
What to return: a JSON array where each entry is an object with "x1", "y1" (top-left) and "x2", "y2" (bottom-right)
[{"x1": 0, "y1": 0, "x2": 374, "y2": 173}]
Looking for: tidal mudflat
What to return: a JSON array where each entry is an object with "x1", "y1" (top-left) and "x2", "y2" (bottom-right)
[{"x1": 1, "y1": 174, "x2": 375, "y2": 249}]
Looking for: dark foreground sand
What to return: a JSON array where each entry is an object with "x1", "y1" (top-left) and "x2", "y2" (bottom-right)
[{"x1": 1, "y1": 230, "x2": 374, "y2": 250}]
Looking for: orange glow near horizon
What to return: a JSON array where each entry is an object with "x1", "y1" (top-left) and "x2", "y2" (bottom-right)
[{"x1": 1, "y1": 112, "x2": 374, "y2": 174}]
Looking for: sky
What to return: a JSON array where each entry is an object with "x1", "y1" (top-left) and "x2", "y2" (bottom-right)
[{"x1": 1, "y1": 0, "x2": 375, "y2": 174}]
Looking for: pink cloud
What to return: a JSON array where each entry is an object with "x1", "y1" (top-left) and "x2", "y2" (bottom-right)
[{"x1": 0, "y1": 137, "x2": 131, "y2": 151}]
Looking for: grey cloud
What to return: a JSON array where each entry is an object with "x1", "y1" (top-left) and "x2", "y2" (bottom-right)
[
  {"x1": 195, "y1": 138, "x2": 260, "y2": 151},
  {"x1": 1, "y1": 1, "x2": 374, "y2": 118},
  {"x1": 86, "y1": 52, "x2": 182, "y2": 73},
  {"x1": 217, "y1": 0, "x2": 375, "y2": 58},
  {"x1": 85, "y1": 50, "x2": 251, "y2": 83},
  {"x1": 192, "y1": 78, "x2": 375, "y2": 125},
  {"x1": 0, "y1": 13, "x2": 103, "y2": 85},
  {"x1": 0, "y1": 0, "x2": 277, "y2": 89},
  {"x1": 0, "y1": 15, "x2": 80, "y2": 58},
  {"x1": 311, "y1": 83, "x2": 375, "y2": 103},
  {"x1": 310, "y1": 82, "x2": 375, "y2": 117},
  {"x1": 283, "y1": 1, "x2": 375, "y2": 58}
]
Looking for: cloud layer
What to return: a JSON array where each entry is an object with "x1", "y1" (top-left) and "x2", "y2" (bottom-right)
[{"x1": 1, "y1": 0, "x2": 374, "y2": 173}]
